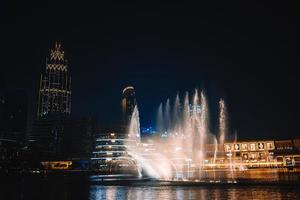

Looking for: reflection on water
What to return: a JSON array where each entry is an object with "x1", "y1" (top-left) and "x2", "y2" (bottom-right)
[
  {"x1": 89, "y1": 185, "x2": 300, "y2": 200},
  {"x1": 1, "y1": 175, "x2": 300, "y2": 200}
]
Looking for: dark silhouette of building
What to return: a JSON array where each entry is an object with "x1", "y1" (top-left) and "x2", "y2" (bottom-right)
[
  {"x1": 37, "y1": 42, "x2": 71, "y2": 120},
  {"x1": 61, "y1": 116, "x2": 96, "y2": 159},
  {"x1": 0, "y1": 139, "x2": 22, "y2": 171},
  {"x1": 29, "y1": 118, "x2": 65, "y2": 158},
  {"x1": 0, "y1": 90, "x2": 28, "y2": 142},
  {"x1": 121, "y1": 86, "x2": 136, "y2": 126},
  {"x1": 29, "y1": 115, "x2": 96, "y2": 160},
  {"x1": 0, "y1": 93, "x2": 4, "y2": 132}
]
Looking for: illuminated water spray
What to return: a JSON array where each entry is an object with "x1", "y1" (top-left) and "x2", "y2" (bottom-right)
[
  {"x1": 164, "y1": 98, "x2": 171, "y2": 135},
  {"x1": 156, "y1": 103, "x2": 164, "y2": 133},
  {"x1": 128, "y1": 105, "x2": 141, "y2": 142},
  {"x1": 199, "y1": 91, "x2": 209, "y2": 164},
  {"x1": 219, "y1": 99, "x2": 227, "y2": 144},
  {"x1": 173, "y1": 93, "x2": 181, "y2": 135},
  {"x1": 126, "y1": 89, "x2": 232, "y2": 181}
]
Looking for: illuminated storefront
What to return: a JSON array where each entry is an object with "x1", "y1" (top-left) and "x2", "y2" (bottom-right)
[
  {"x1": 224, "y1": 140, "x2": 276, "y2": 167},
  {"x1": 41, "y1": 161, "x2": 72, "y2": 170},
  {"x1": 224, "y1": 139, "x2": 300, "y2": 168},
  {"x1": 274, "y1": 139, "x2": 300, "y2": 167}
]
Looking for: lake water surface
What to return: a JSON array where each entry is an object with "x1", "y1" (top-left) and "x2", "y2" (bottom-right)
[{"x1": 1, "y1": 175, "x2": 300, "y2": 200}]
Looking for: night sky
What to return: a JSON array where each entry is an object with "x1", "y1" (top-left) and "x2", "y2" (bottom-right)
[{"x1": 1, "y1": 2, "x2": 299, "y2": 140}]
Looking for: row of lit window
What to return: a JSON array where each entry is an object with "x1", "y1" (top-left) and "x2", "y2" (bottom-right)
[{"x1": 224, "y1": 142, "x2": 274, "y2": 152}]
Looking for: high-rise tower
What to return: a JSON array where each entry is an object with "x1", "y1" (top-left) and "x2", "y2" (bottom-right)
[
  {"x1": 121, "y1": 86, "x2": 136, "y2": 125},
  {"x1": 37, "y1": 42, "x2": 71, "y2": 119}
]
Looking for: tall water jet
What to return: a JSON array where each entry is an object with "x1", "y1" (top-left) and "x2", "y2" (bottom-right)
[
  {"x1": 193, "y1": 89, "x2": 199, "y2": 113},
  {"x1": 128, "y1": 105, "x2": 141, "y2": 142},
  {"x1": 164, "y1": 98, "x2": 171, "y2": 135},
  {"x1": 234, "y1": 130, "x2": 237, "y2": 142},
  {"x1": 199, "y1": 91, "x2": 209, "y2": 166},
  {"x1": 156, "y1": 103, "x2": 164, "y2": 134},
  {"x1": 191, "y1": 89, "x2": 201, "y2": 163},
  {"x1": 219, "y1": 99, "x2": 227, "y2": 144},
  {"x1": 173, "y1": 93, "x2": 181, "y2": 135},
  {"x1": 182, "y1": 91, "x2": 193, "y2": 156},
  {"x1": 228, "y1": 131, "x2": 238, "y2": 180},
  {"x1": 200, "y1": 91, "x2": 209, "y2": 136},
  {"x1": 213, "y1": 137, "x2": 218, "y2": 164},
  {"x1": 126, "y1": 105, "x2": 142, "y2": 178},
  {"x1": 183, "y1": 92, "x2": 190, "y2": 137},
  {"x1": 128, "y1": 104, "x2": 174, "y2": 180},
  {"x1": 213, "y1": 136, "x2": 218, "y2": 180}
]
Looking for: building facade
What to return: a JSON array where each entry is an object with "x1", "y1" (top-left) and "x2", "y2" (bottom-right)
[
  {"x1": 224, "y1": 139, "x2": 300, "y2": 168},
  {"x1": 90, "y1": 132, "x2": 139, "y2": 176},
  {"x1": 30, "y1": 43, "x2": 72, "y2": 158},
  {"x1": 121, "y1": 86, "x2": 136, "y2": 126},
  {"x1": 37, "y1": 42, "x2": 71, "y2": 120}
]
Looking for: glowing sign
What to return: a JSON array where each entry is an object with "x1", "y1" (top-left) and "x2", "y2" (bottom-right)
[
  {"x1": 241, "y1": 143, "x2": 248, "y2": 151},
  {"x1": 266, "y1": 142, "x2": 274, "y2": 150},
  {"x1": 258, "y1": 142, "x2": 264, "y2": 150},
  {"x1": 225, "y1": 144, "x2": 232, "y2": 152},
  {"x1": 250, "y1": 153, "x2": 256, "y2": 159},
  {"x1": 258, "y1": 152, "x2": 265, "y2": 160},
  {"x1": 250, "y1": 143, "x2": 256, "y2": 151},
  {"x1": 41, "y1": 161, "x2": 72, "y2": 170},
  {"x1": 234, "y1": 144, "x2": 240, "y2": 151}
]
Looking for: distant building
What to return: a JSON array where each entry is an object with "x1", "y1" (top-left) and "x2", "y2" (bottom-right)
[
  {"x1": 29, "y1": 116, "x2": 96, "y2": 160},
  {"x1": 90, "y1": 132, "x2": 140, "y2": 176},
  {"x1": 61, "y1": 116, "x2": 96, "y2": 159},
  {"x1": 224, "y1": 140, "x2": 276, "y2": 165},
  {"x1": 37, "y1": 42, "x2": 71, "y2": 120},
  {"x1": 0, "y1": 139, "x2": 22, "y2": 171},
  {"x1": 30, "y1": 42, "x2": 71, "y2": 159},
  {"x1": 141, "y1": 126, "x2": 156, "y2": 135},
  {"x1": 121, "y1": 86, "x2": 136, "y2": 126},
  {"x1": 30, "y1": 43, "x2": 95, "y2": 160},
  {"x1": 29, "y1": 118, "x2": 65, "y2": 158},
  {"x1": 223, "y1": 139, "x2": 300, "y2": 168},
  {"x1": 0, "y1": 91, "x2": 28, "y2": 142}
]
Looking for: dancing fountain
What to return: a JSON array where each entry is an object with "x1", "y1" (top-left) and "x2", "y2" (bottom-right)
[
  {"x1": 125, "y1": 89, "x2": 234, "y2": 182},
  {"x1": 90, "y1": 88, "x2": 300, "y2": 184}
]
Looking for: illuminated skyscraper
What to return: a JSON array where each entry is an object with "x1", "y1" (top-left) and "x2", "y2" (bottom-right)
[
  {"x1": 121, "y1": 86, "x2": 136, "y2": 125},
  {"x1": 37, "y1": 42, "x2": 71, "y2": 119}
]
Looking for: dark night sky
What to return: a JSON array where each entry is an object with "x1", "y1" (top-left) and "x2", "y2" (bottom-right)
[{"x1": 1, "y1": 2, "x2": 299, "y2": 140}]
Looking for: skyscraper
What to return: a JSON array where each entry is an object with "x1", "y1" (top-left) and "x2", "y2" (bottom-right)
[
  {"x1": 30, "y1": 43, "x2": 95, "y2": 159},
  {"x1": 121, "y1": 86, "x2": 136, "y2": 126},
  {"x1": 37, "y1": 42, "x2": 71, "y2": 120}
]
